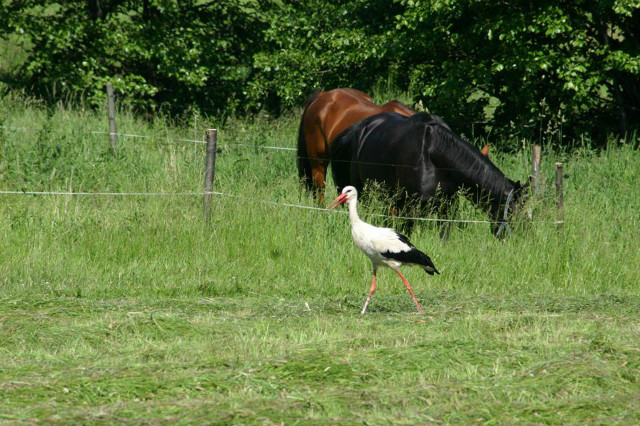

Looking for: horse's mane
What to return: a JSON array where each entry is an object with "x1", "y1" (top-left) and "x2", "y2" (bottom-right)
[{"x1": 411, "y1": 113, "x2": 512, "y2": 194}]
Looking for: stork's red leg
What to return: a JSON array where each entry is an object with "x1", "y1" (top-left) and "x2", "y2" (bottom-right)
[
  {"x1": 361, "y1": 272, "x2": 377, "y2": 314},
  {"x1": 395, "y1": 269, "x2": 424, "y2": 313}
]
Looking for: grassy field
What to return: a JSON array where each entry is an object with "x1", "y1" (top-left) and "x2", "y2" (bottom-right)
[{"x1": 1, "y1": 93, "x2": 640, "y2": 425}]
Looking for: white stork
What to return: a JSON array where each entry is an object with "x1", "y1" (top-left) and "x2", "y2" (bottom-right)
[{"x1": 328, "y1": 186, "x2": 439, "y2": 314}]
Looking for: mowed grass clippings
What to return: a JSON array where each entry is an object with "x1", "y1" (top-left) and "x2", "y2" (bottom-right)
[
  {"x1": 1, "y1": 94, "x2": 639, "y2": 424},
  {"x1": 2, "y1": 298, "x2": 640, "y2": 425}
]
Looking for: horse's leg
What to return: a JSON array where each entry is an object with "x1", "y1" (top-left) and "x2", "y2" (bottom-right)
[
  {"x1": 439, "y1": 219, "x2": 451, "y2": 241},
  {"x1": 304, "y1": 124, "x2": 329, "y2": 202},
  {"x1": 401, "y1": 209, "x2": 415, "y2": 235},
  {"x1": 395, "y1": 198, "x2": 415, "y2": 235},
  {"x1": 310, "y1": 159, "x2": 328, "y2": 203},
  {"x1": 437, "y1": 198, "x2": 453, "y2": 241},
  {"x1": 405, "y1": 220, "x2": 416, "y2": 235}
]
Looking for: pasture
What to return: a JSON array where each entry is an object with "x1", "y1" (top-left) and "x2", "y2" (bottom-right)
[{"x1": 1, "y1": 94, "x2": 640, "y2": 425}]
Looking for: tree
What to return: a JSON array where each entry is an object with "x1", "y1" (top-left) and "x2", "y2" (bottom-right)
[
  {"x1": 395, "y1": 0, "x2": 640, "y2": 142},
  {"x1": 1, "y1": 0, "x2": 639, "y2": 143},
  {"x1": 2, "y1": 0, "x2": 267, "y2": 115},
  {"x1": 248, "y1": 0, "x2": 406, "y2": 112}
]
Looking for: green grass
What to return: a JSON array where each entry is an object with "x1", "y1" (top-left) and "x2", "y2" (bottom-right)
[
  {"x1": 1, "y1": 94, "x2": 639, "y2": 424},
  {"x1": 2, "y1": 297, "x2": 640, "y2": 425}
]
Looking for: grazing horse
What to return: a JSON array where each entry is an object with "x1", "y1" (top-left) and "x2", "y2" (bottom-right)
[
  {"x1": 330, "y1": 112, "x2": 527, "y2": 238},
  {"x1": 297, "y1": 88, "x2": 416, "y2": 201}
]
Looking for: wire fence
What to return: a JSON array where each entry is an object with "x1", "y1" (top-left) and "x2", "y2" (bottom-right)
[
  {"x1": 2, "y1": 126, "x2": 532, "y2": 173},
  {"x1": 0, "y1": 189, "x2": 564, "y2": 225},
  {"x1": 0, "y1": 125, "x2": 40, "y2": 132},
  {"x1": 1, "y1": 124, "x2": 564, "y2": 226},
  {"x1": 91, "y1": 130, "x2": 205, "y2": 145},
  {"x1": 3, "y1": 125, "x2": 294, "y2": 150},
  {"x1": 0, "y1": 125, "x2": 206, "y2": 145}
]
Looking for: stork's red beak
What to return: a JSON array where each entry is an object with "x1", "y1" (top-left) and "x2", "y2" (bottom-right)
[{"x1": 328, "y1": 193, "x2": 348, "y2": 210}]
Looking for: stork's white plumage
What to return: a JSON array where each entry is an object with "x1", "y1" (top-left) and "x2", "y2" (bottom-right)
[{"x1": 328, "y1": 186, "x2": 439, "y2": 314}]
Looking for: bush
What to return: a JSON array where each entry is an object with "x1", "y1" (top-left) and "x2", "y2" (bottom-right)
[{"x1": 1, "y1": 0, "x2": 639, "y2": 145}]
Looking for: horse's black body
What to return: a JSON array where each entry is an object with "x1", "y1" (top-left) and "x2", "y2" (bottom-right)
[{"x1": 330, "y1": 112, "x2": 527, "y2": 237}]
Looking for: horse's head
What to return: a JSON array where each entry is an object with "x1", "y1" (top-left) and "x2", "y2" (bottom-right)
[{"x1": 490, "y1": 179, "x2": 529, "y2": 238}]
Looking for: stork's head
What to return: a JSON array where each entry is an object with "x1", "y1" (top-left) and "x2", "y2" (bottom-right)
[{"x1": 328, "y1": 186, "x2": 358, "y2": 210}]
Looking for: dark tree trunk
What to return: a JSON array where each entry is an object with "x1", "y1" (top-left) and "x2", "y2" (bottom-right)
[
  {"x1": 143, "y1": 0, "x2": 159, "y2": 22},
  {"x1": 87, "y1": 0, "x2": 103, "y2": 20}
]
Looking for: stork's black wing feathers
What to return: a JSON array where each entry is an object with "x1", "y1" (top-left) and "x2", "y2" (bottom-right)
[
  {"x1": 380, "y1": 231, "x2": 440, "y2": 275},
  {"x1": 393, "y1": 231, "x2": 415, "y2": 248}
]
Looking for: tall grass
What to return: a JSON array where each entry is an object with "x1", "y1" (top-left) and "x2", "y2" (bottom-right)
[{"x1": 1, "y1": 94, "x2": 639, "y2": 424}]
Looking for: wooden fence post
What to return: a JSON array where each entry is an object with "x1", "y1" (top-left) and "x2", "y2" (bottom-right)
[
  {"x1": 203, "y1": 129, "x2": 217, "y2": 222},
  {"x1": 106, "y1": 83, "x2": 117, "y2": 151},
  {"x1": 555, "y1": 162, "x2": 564, "y2": 231},
  {"x1": 527, "y1": 145, "x2": 542, "y2": 220},
  {"x1": 531, "y1": 145, "x2": 541, "y2": 194}
]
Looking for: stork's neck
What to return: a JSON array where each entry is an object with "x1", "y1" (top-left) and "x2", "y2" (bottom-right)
[{"x1": 347, "y1": 199, "x2": 363, "y2": 227}]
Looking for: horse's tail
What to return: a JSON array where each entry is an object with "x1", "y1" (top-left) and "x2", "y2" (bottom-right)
[{"x1": 297, "y1": 90, "x2": 322, "y2": 191}]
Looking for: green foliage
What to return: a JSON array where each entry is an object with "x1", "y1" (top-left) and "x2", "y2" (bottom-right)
[
  {"x1": 248, "y1": 0, "x2": 405, "y2": 112},
  {"x1": 395, "y1": 0, "x2": 640, "y2": 141},
  {"x1": 1, "y1": 0, "x2": 640, "y2": 143},
  {"x1": 1, "y1": 0, "x2": 267, "y2": 115}
]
